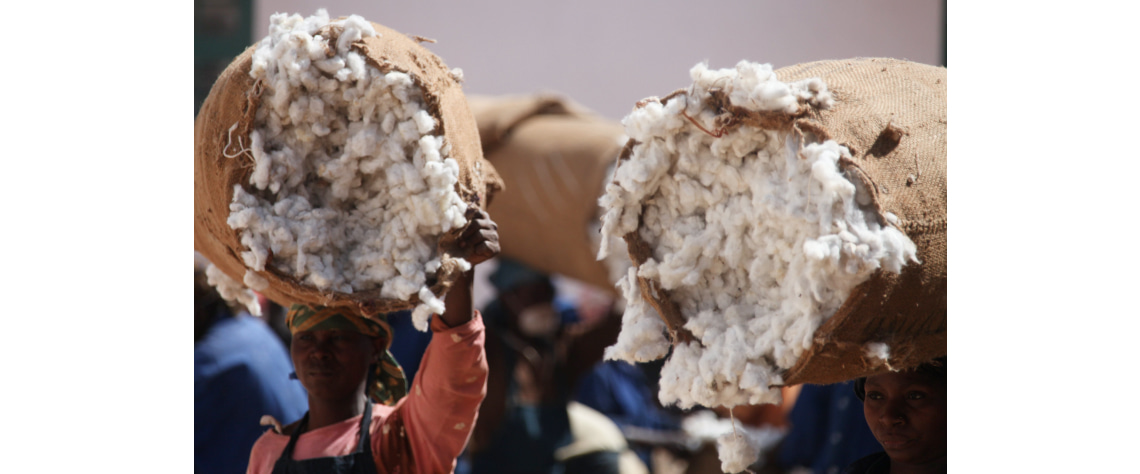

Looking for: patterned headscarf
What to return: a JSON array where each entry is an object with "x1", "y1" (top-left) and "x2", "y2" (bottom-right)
[{"x1": 286, "y1": 304, "x2": 408, "y2": 406}]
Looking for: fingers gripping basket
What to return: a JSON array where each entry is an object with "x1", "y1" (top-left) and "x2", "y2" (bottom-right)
[
  {"x1": 194, "y1": 14, "x2": 503, "y2": 319},
  {"x1": 602, "y1": 58, "x2": 945, "y2": 403}
]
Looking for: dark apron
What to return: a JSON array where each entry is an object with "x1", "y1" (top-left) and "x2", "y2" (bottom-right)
[{"x1": 271, "y1": 401, "x2": 378, "y2": 474}]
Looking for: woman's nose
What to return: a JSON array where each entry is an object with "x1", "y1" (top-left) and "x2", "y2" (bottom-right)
[
  {"x1": 310, "y1": 340, "x2": 333, "y2": 359},
  {"x1": 879, "y1": 399, "x2": 907, "y2": 425}
]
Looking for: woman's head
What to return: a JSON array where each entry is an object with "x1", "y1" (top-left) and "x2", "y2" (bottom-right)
[
  {"x1": 286, "y1": 304, "x2": 407, "y2": 405},
  {"x1": 856, "y1": 358, "x2": 947, "y2": 468}
]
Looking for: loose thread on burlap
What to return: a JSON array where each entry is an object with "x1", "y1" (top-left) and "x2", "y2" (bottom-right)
[
  {"x1": 681, "y1": 109, "x2": 727, "y2": 138},
  {"x1": 222, "y1": 121, "x2": 254, "y2": 162}
]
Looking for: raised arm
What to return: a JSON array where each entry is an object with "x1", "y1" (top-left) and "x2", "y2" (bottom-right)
[
  {"x1": 378, "y1": 207, "x2": 499, "y2": 473},
  {"x1": 439, "y1": 208, "x2": 500, "y2": 328}
]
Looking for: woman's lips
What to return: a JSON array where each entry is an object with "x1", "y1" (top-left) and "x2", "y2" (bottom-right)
[{"x1": 878, "y1": 435, "x2": 914, "y2": 450}]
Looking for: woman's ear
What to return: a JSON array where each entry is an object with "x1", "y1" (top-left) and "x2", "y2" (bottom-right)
[{"x1": 370, "y1": 336, "x2": 387, "y2": 361}]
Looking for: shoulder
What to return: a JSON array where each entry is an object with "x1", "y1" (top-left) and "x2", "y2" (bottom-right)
[
  {"x1": 246, "y1": 429, "x2": 289, "y2": 474},
  {"x1": 842, "y1": 451, "x2": 890, "y2": 474},
  {"x1": 279, "y1": 419, "x2": 303, "y2": 436}
]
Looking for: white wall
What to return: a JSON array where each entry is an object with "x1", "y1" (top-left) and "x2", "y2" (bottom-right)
[{"x1": 253, "y1": 0, "x2": 943, "y2": 121}]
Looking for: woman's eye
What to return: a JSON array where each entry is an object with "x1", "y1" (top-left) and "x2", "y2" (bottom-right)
[
  {"x1": 907, "y1": 391, "x2": 927, "y2": 400},
  {"x1": 866, "y1": 392, "x2": 884, "y2": 400}
]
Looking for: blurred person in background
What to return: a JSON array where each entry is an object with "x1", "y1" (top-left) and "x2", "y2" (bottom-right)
[
  {"x1": 573, "y1": 358, "x2": 684, "y2": 470},
  {"x1": 196, "y1": 256, "x2": 309, "y2": 474},
  {"x1": 465, "y1": 258, "x2": 642, "y2": 474},
  {"x1": 844, "y1": 358, "x2": 947, "y2": 474}
]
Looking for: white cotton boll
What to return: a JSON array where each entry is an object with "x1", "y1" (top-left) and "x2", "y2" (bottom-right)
[
  {"x1": 243, "y1": 270, "x2": 270, "y2": 291},
  {"x1": 411, "y1": 303, "x2": 433, "y2": 332},
  {"x1": 622, "y1": 102, "x2": 664, "y2": 142},
  {"x1": 413, "y1": 110, "x2": 436, "y2": 134},
  {"x1": 605, "y1": 268, "x2": 670, "y2": 363},
  {"x1": 345, "y1": 51, "x2": 366, "y2": 81},
  {"x1": 333, "y1": 15, "x2": 372, "y2": 54},
  {"x1": 864, "y1": 342, "x2": 890, "y2": 365},
  {"x1": 410, "y1": 286, "x2": 446, "y2": 331},
  {"x1": 717, "y1": 432, "x2": 760, "y2": 474},
  {"x1": 206, "y1": 264, "x2": 262, "y2": 316},
  {"x1": 418, "y1": 286, "x2": 446, "y2": 314},
  {"x1": 453, "y1": 257, "x2": 472, "y2": 272},
  {"x1": 397, "y1": 119, "x2": 420, "y2": 145},
  {"x1": 315, "y1": 57, "x2": 346, "y2": 74}
]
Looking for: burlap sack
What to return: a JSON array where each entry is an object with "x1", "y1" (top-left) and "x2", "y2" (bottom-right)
[
  {"x1": 469, "y1": 95, "x2": 625, "y2": 293},
  {"x1": 621, "y1": 58, "x2": 946, "y2": 386},
  {"x1": 194, "y1": 21, "x2": 503, "y2": 316}
]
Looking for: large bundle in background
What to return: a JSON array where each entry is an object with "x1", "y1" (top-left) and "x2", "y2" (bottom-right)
[
  {"x1": 597, "y1": 57, "x2": 944, "y2": 472},
  {"x1": 194, "y1": 11, "x2": 502, "y2": 329},
  {"x1": 468, "y1": 95, "x2": 628, "y2": 293}
]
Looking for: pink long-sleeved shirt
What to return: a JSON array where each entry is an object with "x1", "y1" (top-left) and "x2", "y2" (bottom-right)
[{"x1": 246, "y1": 312, "x2": 488, "y2": 474}]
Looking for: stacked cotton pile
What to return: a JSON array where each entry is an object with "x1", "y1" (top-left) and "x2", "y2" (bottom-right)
[
  {"x1": 222, "y1": 10, "x2": 469, "y2": 330},
  {"x1": 596, "y1": 60, "x2": 919, "y2": 471}
]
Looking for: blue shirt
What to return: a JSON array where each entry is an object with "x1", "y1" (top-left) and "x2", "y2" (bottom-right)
[
  {"x1": 778, "y1": 381, "x2": 882, "y2": 474},
  {"x1": 195, "y1": 313, "x2": 308, "y2": 474}
]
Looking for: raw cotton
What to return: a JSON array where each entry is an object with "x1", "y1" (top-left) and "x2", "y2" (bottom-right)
[
  {"x1": 679, "y1": 410, "x2": 784, "y2": 474},
  {"x1": 205, "y1": 263, "x2": 261, "y2": 316},
  {"x1": 598, "y1": 60, "x2": 918, "y2": 412},
  {"x1": 221, "y1": 10, "x2": 471, "y2": 330}
]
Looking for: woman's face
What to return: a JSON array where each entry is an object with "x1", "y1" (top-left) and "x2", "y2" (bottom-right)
[
  {"x1": 862, "y1": 370, "x2": 947, "y2": 467},
  {"x1": 291, "y1": 329, "x2": 378, "y2": 402}
]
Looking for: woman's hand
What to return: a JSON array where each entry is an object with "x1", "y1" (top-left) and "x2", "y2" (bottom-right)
[
  {"x1": 438, "y1": 207, "x2": 500, "y2": 327},
  {"x1": 444, "y1": 207, "x2": 501, "y2": 266}
]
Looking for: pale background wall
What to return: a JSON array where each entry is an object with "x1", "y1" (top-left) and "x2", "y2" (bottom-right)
[{"x1": 252, "y1": 0, "x2": 944, "y2": 121}]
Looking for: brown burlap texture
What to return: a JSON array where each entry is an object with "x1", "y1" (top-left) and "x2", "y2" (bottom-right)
[
  {"x1": 468, "y1": 95, "x2": 625, "y2": 293},
  {"x1": 620, "y1": 58, "x2": 946, "y2": 387},
  {"x1": 194, "y1": 22, "x2": 503, "y2": 316}
]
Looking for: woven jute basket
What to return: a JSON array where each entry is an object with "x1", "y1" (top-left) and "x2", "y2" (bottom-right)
[
  {"x1": 468, "y1": 95, "x2": 625, "y2": 293},
  {"x1": 621, "y1": 58, "x2": 946, "y2": 386},
  {"x1": 194, "y1": 21, "x2": 503, "y2": 316}
]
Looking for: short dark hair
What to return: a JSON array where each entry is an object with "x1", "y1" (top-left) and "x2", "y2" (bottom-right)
[{"x1": 854, "y1": 356, "x2": 946, "y2": 401}]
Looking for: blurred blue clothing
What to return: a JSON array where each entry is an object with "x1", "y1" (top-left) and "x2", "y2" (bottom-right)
[
  {"x1": 195, "y1": 312, "x2": 308, "y2": 474},
  {"x1": 574, "y1": 360, "x2": 681, "y2": 468},
  {"x1": 386, "y1": 310, "x2": 433, "y2": 385},
  {"x1": 779, "y1": 381, "x2": 882, "y2": 474}
]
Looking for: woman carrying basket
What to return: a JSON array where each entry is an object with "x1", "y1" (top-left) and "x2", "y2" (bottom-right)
[{"x1": 246, "y1": 209, "x2": 500, "y2": 474}]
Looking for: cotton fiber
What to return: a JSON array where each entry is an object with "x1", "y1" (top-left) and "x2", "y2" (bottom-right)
[
  {"x1": 597, "y1": 60, "x2": 919, "y2": 470},
  {"x1": 206, "y1": 263, "x2": 262, "y2": 316},
  {"x1": 679, "y1": 410, "x2": 784, "y2": 474},
  {"x1": 221, "y1": 11, "x2": 470, "y2": 330}
]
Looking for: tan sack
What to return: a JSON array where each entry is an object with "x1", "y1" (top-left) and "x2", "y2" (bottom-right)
[
  {"x1": 775, "y1": 58, "x2": 946, "y2": 385},
  {"x1": 469, "y1": 95, "x2": 625, "y2": 293}
]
